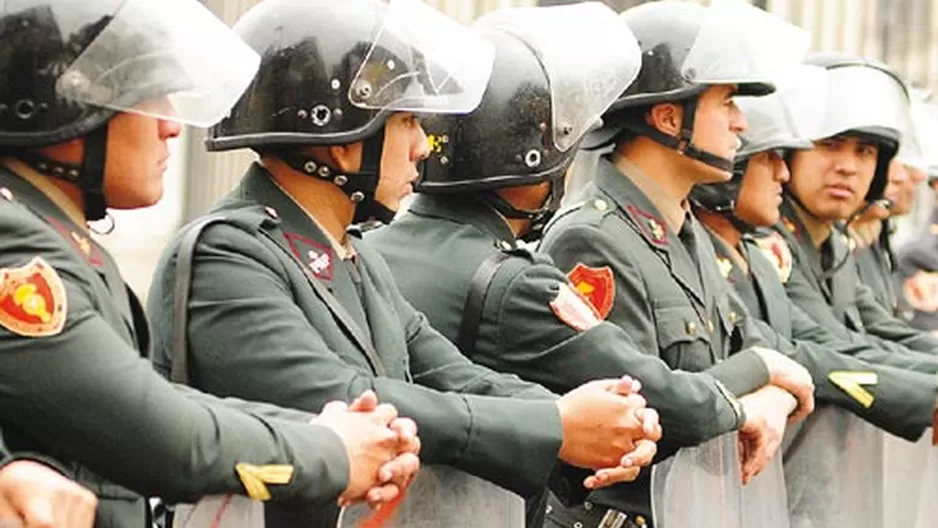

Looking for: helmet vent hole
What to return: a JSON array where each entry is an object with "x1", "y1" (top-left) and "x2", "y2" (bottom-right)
[
  {"x1": 311, "y1": 105, "x2": 331, "y2": 126},
  {"x1": 14, "y1": 100, "x2": 35, "y2": 120}
]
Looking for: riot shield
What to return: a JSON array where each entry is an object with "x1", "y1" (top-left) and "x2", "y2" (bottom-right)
[
  {"x1": 883, "y1": 429, "x2": 938, "y2": 528},
  {"x1": 782, "y1": 405, "x2": 884, "y2": 528},
  {"x1": 173, "y1": 495, "x2": 264, "y2": 528},
  {"x1": 338, "y1": 465, "x2": 524, "y2": 527},
  {"x1": 651, "y1": 432, "x2": 744, "y2": 528},
  {"x1": 742, "y1": 455, "x2": 791, "y2": 528}
]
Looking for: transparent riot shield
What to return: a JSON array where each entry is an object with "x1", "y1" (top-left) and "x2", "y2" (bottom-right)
[
  {"x1": 742, "y1": 455, "x2": 791, "y2": 528},
  {"x1": 338, "y1": 465, "x2": 524, "y2": 527},
  {"x1": 173, "y1": 495, "x2": 264, "y2": 528},
  {"x1": 651, "y1": 433, "x2": 744, "y2": 528},
  {"x1": 883, "y1": 429, "x2": 938, "y2": 528},
  {"x1": 783, "y1": 405, "x2": 884, "y2": 528}
]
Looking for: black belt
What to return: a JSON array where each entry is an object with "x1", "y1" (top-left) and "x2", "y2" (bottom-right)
[{"x1": 545, "y1": 493, "x2": 651, "y2": 528}]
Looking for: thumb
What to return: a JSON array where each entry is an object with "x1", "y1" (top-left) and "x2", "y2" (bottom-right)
[{"x1": 349, "y1": 391, "x2": 379, "y2": 412}]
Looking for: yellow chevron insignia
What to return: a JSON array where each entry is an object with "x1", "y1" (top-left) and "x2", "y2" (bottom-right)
[
  {"x1": 828, "y1": 371, "x2": 877, "y2": 409},
  {"x1": 235, "y1": 463, "x2": 295, "y2": 501}
]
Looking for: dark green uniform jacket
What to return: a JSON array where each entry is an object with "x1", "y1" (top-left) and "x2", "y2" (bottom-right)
[
  {"x1": 368, "y1": 193, "x2": 759, "y2": 521},
  {"x1": 853, "y1": 225, "x2": 898, "y2": 313},
  {"x1": 707, "y1": 228, "x2": 935, "y2": 440},
  {"x1": 538, "y1": 157, "x2": 773, "y2": 517},
  {"x1": 772, "y1": 199, "x2": 938, "y2": 371},
  {"x1": 147, "y1": 164, "x2": 570, "y2": 523},
  {"x1": 0, "y1": 168, "x2": 351, "y2": 528}
]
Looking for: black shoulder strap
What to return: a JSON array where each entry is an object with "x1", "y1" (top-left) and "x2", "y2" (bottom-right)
[
  {"x1": 456, "y1": 251, "x2": 513, "y2": 356},
  {"x1": 170, "y1": 215, "x2": 229, "y2": 385}
]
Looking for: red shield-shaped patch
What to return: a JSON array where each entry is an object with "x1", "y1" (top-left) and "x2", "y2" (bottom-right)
[
  {"x1": 550, "y1": 283, "x2": 602, "y2": 332},
  {"x1": 0, "y1": 257, "x2": 67, "y2": 337},
  {"x1": 566, "y1": 263, "x2": 615, "y2": 319}
]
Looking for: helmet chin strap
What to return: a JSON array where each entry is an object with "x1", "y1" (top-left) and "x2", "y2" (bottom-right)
[
  {"x1": 14, "y1": 124, "x2": 110, "y2": 222},
  {"x1": 273, "y1": 125, "x2": 398, "y2": 225},
  {"x1": 482, "y1": 175, "x2": 566, "y2": 243},
  {"x1": 623, "y1": 97, "x2": 736, "y2": 173}
]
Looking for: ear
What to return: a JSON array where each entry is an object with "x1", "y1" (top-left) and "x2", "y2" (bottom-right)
[
  {"x1": 646, "y1": 103, "x2": 682, "y2": 137},
  {"x1": 328, "y1": 143, "x2": 363, "y2": 173}
]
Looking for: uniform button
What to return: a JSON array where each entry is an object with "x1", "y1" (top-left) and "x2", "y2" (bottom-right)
[
  {"x1": 0, "y1": 187, "x2": 11, "y2": 201},
  {"x1": 264, "y1": 206, "x2": 278, "y2": 218},
  {"x1": 635, "y1": 515, "x2": 647, "y2": 526},
  {"x1": 729, "y1": 311, "x2": 738, "y2": 323},
  {"x1": 546, "y1": 504, "x2": 553, "y2": 515},
  {"x1": 686, "y1": 321, "x2": 697, "y2": 334},
  {"x1": 593, "y1": 199, "x2": 608, "y2": 212},
  {"x1": 707, "y1": 319, "x2": 715, "y2": 333},
  {"x1": 583, "y1": 501, "x2": 593, "y2": 511}
]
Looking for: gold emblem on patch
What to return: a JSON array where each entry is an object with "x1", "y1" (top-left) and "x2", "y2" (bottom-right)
[{"x1": 0, "y1": 257, "x2": 67, "y2": 337}]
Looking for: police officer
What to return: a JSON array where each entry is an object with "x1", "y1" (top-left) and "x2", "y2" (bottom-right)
[
  {"x1": 539, "y1": 2, "x2": 815, "y2": 526},
  {"x1": 0, "y1": 439, "x2": 97, "y2": 528},
  {"x1": 895, "y1": 167, "x2": 938, "y2": 331},
  {"x1": 367, "y1": 4, "x2": 816, "y2": 527},
  {"x1": 771, "y1": 53, "x2": 938, "y2": 362},
  {"x1": 147, "y1": 0, "x2": 660, "y2": 526},
  {"x1": 690, "y1": 67, "x2": 938, "y2": 526},
  {"x1": 0, "y1": 0, "x2": 423, "y2": 525}
]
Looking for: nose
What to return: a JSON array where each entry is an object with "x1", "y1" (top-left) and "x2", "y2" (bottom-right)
[
  {"x1": 413, "y1": 123, "x2": 430, "y2": 162},
  {"x1": 159, "y1": 119, "x2": 182, "y2": 140}
]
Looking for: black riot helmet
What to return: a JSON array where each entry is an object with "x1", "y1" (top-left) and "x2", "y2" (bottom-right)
[
  {"x1": 798, "y1": 52, "x2": 913, "y2": 203},
  {"x1": 415, "y1": 2, "x2": 641, "y2": 237},
  {"x1": 0, "y1": 0, "x2": 260, "y2": 221},
  {"x1": 585, "y1": 0, "x2": 808, "y2": 173},
  {"x1": 691, "y1": 64, "x2": 824, "y2": 227},
  {"x1": 207, "y1": 0, "x2": 495, "y2": 225}
]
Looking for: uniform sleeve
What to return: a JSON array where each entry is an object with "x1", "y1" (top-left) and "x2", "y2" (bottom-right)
[
  {"x1": 480, "y1": 259, "x2": 743, "y2": 452},
  {"x1": 0, "y1": 210, "x2": 349, "y2": 504},
  {"x1": 153, "y1": 223, "x2": 564, "y2": 498},
  {"x1": 748, "y1": 308, "x2": 935, "y2": 440},
  {"x1": 855, "y1": 282, "x2": 938, "y2": 355}
]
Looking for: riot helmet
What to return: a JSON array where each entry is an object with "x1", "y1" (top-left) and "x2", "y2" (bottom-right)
[
  {"x1": 798, "y1": 52, "x2": 915, "y2": 203},
  {"x1": 0, "y1": 0, "x2": 260, "y2": 220},
  {"x1": 206, "y1": 0, "x2": 495, "y2": 224},
  {"x1": 691, "y1": 64, "x2": 825, "y2": 227},
  {"x1": 414, "y1": 2, "x2": 641, "y2": 236},
  {"x1": 586, "y1": 0, "x2": 808, "y2": 174}
]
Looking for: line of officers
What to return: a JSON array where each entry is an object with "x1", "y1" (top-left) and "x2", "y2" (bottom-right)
[{"x1": 0, "y1": 0, "x2": 937, "y2": 527}]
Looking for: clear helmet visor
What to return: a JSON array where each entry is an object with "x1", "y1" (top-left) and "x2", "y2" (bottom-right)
[
  {"x1": 55, "y1": 0, "x2": 261, "y2": 127},
  {"x1": 737, "y1": 65, "x2": 829, "y2": 158},
  {"x1": 683, "y1": 0, "x2": 810, "y2": 91},
  {"x1": 349, "y1": 0, "x2": 495, "y2": 114},
  {"x1": 474, "y1": 2, "x2": 642, "y2": 152},
  {"x1": 813, "y1": 64, "x2": 913, "y2": 146}
]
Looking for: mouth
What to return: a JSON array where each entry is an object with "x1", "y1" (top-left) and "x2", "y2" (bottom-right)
[{"x1": 824, "y1": 184, "x2": 855, "y2": 200}]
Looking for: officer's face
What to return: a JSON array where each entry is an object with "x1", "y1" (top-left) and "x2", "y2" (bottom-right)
[
  {"x1": 892, "y1": 162, "x2": 925, "y2": 216},
  {"x1": 735, "y1": 150, "x2": 789, "y2": 226},
  {"x1": 689, "y1": 85, "x2": 748, "y2": 183},
  {"x1": 787, "y1": 134, "x2": 879, "y2": 222},
  {"x1": 373, "y1": 112, "x2": 430, "y2": 212},
  {"x1": 882, "y1": 158, "x2": 909, "y2": 214},
  {"x1": 103, "y1": 98, "x2": 182, "y2": 209}
]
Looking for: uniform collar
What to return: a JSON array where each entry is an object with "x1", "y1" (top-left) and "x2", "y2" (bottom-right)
[{"x1": 408, "y1": 194, "x2": 518, "y2": 249}]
